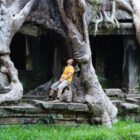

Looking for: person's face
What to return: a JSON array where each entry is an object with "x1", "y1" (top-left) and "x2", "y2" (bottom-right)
[{"x1": 67, "y1": 59, "x2": 73, "y2": 65}]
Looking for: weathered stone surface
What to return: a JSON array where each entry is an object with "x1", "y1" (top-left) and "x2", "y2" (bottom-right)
[
  {"x1": 68, "y1": 103, "x2": 89, "y2": 112},
  {"x1": 20, "y1": 24, "x2": 40, "y2": 37},
  {"x1": 125, "y1": 98, "x2": 139, "y2": 104},
  {"x1": 64, "y1": 121, "x2": 77, "y2": 125},
  {"x1": 122, "y1": 36, "x2": 139, "y2": 93},
  {"x1": 63, "y1": 114, "x2": 76, "y2": 119},
  {"x1": 115, "y1": 10, "x2": 132, "y2": 20},
  {"x1": 76, "y1": 114, "x2": 89, "y2": 124},
  {"x1": 105, "y1": 89, "x2": 122, "y2": 97},
  {"x1": 1, "y1": 96, "x2": 140, "y2": 125},
  {"x1": 23, "y1": 95, "x2": 44, "y2": 100},
  {"x1": 30, "y1": 100, "x2": 54, "y2": 109},
  {"x1": 120, "y1": 102, "x2": 139, "y2": 112},
  {"x1": 124, "y1": 94, "x2": 140, "y2": 99},
  {"x1": 0, "y1": 103, "x2": 42, "y2": 113},
  {"x1": 53, "y1": 103, "x2": 68, "y2": 110},
  {"x1": 0, "y1": 118, "x2": 42, "y2": 125}
]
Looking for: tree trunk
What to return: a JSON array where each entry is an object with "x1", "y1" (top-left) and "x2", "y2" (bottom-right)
[
  {"x1": 130, "y1": 0, "x2": 140, "y2": 45},
  {"x1": 56, "y1": 0, "x2": 118, "y2": 127},
  {"x1": 1, "y1": 0, "x2": 140, "y2": 127},
  {"x1": 0, "y1": 0, "x2": 37, "y2": 103}
]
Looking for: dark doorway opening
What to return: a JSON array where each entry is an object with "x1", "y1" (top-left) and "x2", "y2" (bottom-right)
[
  {"x1": 10, "y1": 31, "x2": 68, "y2": 93},
  {"x1": 90, "y1": 35, "x2": 124, "y2": 88},
  {"x1": 10, "y1": 33, "x2": 26, "y2": 70}
]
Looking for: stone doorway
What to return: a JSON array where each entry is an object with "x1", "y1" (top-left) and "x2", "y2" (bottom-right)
[
  {"x1": 10, "y1": 31, "x2": 68, "y2": 93},
  {"x1": 90, "y1": 35, "x2": 124, "y2": 88}
]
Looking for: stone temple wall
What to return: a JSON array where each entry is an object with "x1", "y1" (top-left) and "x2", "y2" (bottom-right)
[
  {"x1": 0, "y1": 8, "x2": 138, "y2": 125},
  {"x1": 0, "y1": 89, "x2": 140, "y2": 125}
]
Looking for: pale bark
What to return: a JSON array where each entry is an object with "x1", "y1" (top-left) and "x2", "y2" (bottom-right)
[
  {"x1": 116, "y1": 0, "x2": 133, "y2": 14},
  {"x1": 0, "y1": 0, "x2": 36, "y2": 103},
  {"x1": 0, "y1": 0, "x2": 139, "y2": 127},
  {"x1": 130, "y1": 0, "x2": 140, "y2": 45},
  {"x1": 56, "y1": 0, "x2": 118, "y2": 127},
  {"x1": 94, "y1": 0, "x2": 133, "y2": 35}
]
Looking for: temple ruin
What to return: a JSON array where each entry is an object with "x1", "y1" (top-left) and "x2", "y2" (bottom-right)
[{"x1": 0, "y1": 0, "x2": 140, "y2": 126}]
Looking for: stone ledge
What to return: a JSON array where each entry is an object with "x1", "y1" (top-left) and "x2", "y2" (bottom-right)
[
  {"x1": 0, "y1": 96, "x2": 139, "y2": 125},
  {"x1": 31, "y1": 100, "x2": 89, "y2": 112},
  {"x1": 120, "y1": 102, "x2": 139, "y2": 113},
  {"x1": 125, "y1": 98, "x2": 139, "y2": 104}
]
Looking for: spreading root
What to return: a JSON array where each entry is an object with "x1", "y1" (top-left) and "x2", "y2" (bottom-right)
[
  {"x1": 86, "y1": 93, "x2": 118, "y2": 128},
  {"x1": 0, "y1": 82, "x2": 23, "y2": 104},
  {"x1": 93, "y1": 0, "x2": 134, "y2": 36},
  {"x1": 0, "y1": 54, "x2": 23, "y2": 104},
  {"x1": 94, "y1": 10, "x2": 120, "y2": 36},
  {"x1": 130, "y1": 0, "x2": 140, "y2": 45}
]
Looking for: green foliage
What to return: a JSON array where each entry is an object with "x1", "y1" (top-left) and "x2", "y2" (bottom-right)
[
  {"x1": 0, "y1": 121, "x2": 140, "y2": 140},
  {"x1": 92, "y1": 0, "x2": 103, "y2": 16}
]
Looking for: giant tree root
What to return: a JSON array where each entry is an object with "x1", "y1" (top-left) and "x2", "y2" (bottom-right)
[
  {"x1": 94, "y1": 0, "x2": 120, "y2": 35},
  {"x1": 80, "y1": 59, "x2": 118, "y2": 127},
  {"x1": 116, "y1": 0, "x2": 133, "y2": 14},
  {"x1": 0, "y1": 0, "x2": 37, "y2": 103},
  {"x1": 0, "y1": 55, "x2": 23, "y2": 103},
  {"x1": 130, "y1": 0, "x2": 140, "y2": 45}
]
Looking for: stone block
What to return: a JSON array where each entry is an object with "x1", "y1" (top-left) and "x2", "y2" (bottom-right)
[
  {"x1": 105, "y1": 89, "x2": 122, "y2": 97},
  {"x1": 52, "y1": 102, "x2": 68, "y2": 110},
  {"x1": 76, "y1": 115, "x2": 88, "y2": 124},
  {"x1": 0, "y1": 118, "x2": 40, "y2": 125},
  {"x1": 124, "y1": 94, "x2": 140, "y2": 99},
  {"x1": 125, "y1": 98, "x2": 139, "y2": 104},
  {"x1": 64, "y1": 121, "x2": 77, "y2": 125},
  {"x1": 63, "y1": 114, "x2": 76, "y2": 119},
  {"x1": 54, "y1": 120, "x2": 65, "y2": 124},
  {"x1": 0, "y1": 103, "x2": 42, "y2": 113},
  {"x1": 31, "y1": 100, "x2": 54, "y2": 109},
  {"x1": 41, "y1": 103, "x2": 54, "y2": 110},
  {"x1": 68, "y1": 103, "x2": 89, "y2": 112},
  {"x1": 120, "y1": 102, "x2": 139, "y2": 113}
]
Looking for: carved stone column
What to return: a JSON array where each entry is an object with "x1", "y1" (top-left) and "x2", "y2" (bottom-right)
[{"x1": 122, "y1": 36, "x2": 139, "y2": 93}]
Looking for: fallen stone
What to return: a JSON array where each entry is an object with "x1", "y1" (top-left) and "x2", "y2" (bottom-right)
[
  {"x1": 105, "y1": 89, "x2": 122, "y2": 97},
  {"x1": 125, "y1": 98, "x2": 139, "y2": 104},
  {"x1": 120, "y1": 102, "x2": 139, "y2": 113}
]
